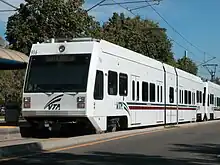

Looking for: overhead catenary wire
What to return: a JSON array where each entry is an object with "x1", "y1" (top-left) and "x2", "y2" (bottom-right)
[
  {"x1": 99, "y1": 0, "x2": 160, "y2": 6},
  {"x1": 109, "y1": 0, "x2": 199, "y2": 59},
  {"x1": 144, "y1": 0, "x2": 217, "y2": 61},
  {"x1": 0, "y1": 0, "x2": 18, "y2": 9},
  {"x1": 86, "y1": 0, "x2": 107, "y2": 12},
  {"x1": 0, "y1": 9, "x2": 16, "y2": 12}
]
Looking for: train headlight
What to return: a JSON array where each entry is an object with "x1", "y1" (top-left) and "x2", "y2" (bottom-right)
[
  {"x1": 59, "y1": 45, "x2": 65, "y2": 53},
  {"x1": 23, "y1": 97, "x2": 31, "y2": 108},
  {"x1": 77, "y1": 97, "x2": 85, "y2": 109},
  {"x1": 77, "y1": 97, "x2": 85, "y2": 102}
]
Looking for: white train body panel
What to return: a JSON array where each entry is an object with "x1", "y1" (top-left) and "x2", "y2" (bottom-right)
[
  {"x1": 22, "y1": 41, "x2": 95, "y2": 117},
  {"x1": 21, "y1": 38, "x2": 220, "y2": 133},
  {"x1": 205, "y1": 81, "x2": 220, "y2": 119},
  {"x1": 175, "y1": 68, "x2": 204, "y2": 121},
  {"x1": 97, "y1": 40, "x2": 165, "y2": 128}
]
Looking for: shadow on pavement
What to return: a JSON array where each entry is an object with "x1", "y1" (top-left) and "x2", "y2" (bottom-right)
[
  {"x1": 2, "y1": 150, "x2": 220, "y2": 165},
  {"x1": 170, "y1": 143, "x2": 220, "y2": 164}
]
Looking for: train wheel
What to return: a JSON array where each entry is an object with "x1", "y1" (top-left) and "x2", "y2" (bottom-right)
[{"x1": 108, "y1": 124, "x2": 117, "y2": 132}]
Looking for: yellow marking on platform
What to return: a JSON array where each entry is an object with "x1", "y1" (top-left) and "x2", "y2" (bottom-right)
[{"x1": 0, "y1": 126, "x2": 17, "y2": 129}]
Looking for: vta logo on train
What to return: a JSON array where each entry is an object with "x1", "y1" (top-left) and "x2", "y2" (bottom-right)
[{"x1": 44, "y1": 94, "x2": 64, "y2": 110}]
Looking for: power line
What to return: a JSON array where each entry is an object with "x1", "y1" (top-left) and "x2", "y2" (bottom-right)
[
  {"x1": 143, "y1": 0, "x2": 220, "y2": 73},
  {"x1": 100, "y1": 0, "x2": 160, "y2": 6},
  {"x1": 0, "y1": 0, "x2": 18, "y2": 9},
  {"x1": 86, "y1": 0, "x2": 107, "y2": 12},
  {"x1": 111, "y1": 0, "x2": 136, "y2": 16},
  {"x1": 109, "y1": 0, "x2": 199, "y2": 59},
  {"x1": 144, "y1": 0, "x2": 216, "y2": 60},
  {"x1": 0, "y1": 9, "x2": 16, "y2": 12}
]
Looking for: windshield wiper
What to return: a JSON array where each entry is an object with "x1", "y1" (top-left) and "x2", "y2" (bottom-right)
[{"x1": 62, "y1": 92, "x2": 78, "y2": 97}]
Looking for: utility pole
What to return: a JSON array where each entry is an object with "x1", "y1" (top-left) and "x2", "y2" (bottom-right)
[{"x1": 203, "y1": 64, "x2": 218, "y2": 81}]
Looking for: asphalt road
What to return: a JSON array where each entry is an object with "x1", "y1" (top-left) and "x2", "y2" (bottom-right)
[{"x1": 2, "y1": 121, "x2": 220, "y2": 165}]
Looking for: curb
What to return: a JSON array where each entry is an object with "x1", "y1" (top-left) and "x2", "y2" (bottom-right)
[
  {"x1": 0, "y1": 119, "x2": 220, "y2": 160},
  {"x1": 0, "y1": 128, "x2": 20, "y2": 135}
]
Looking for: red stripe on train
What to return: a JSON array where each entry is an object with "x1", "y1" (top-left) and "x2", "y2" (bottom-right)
[{"x1": 128, "y1": 106, "x2": 196, "y2": 110}]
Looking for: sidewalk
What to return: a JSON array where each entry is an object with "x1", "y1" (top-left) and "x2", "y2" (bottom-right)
[
  {"x1": 0, "y1": 118, "x2": 27, "y2": 126},
  {"x1": 0, "y1": 119, "x2": 28, "y2": 142}
]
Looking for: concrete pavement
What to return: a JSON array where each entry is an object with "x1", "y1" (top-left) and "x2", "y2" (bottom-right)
[{"x1": 1, "y1": 120, "x2": 220, "y2": 164}]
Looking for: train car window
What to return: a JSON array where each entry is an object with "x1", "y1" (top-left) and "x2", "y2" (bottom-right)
[
  {"x1": 150, "y1": 83, "x2": 155, "y2": 102},
  {"x1": 181, "y1": 90, "x2": 183, "y2": 104},
  {"x1": 193, "y1": 92, "x2": 195, "y2": 105},
  {"x1": 137, "y1": 81, "x2": 140, "y2": 101},
  {"x1": 94, "y1": 70, "x2": 104, "y2": 100},
  {"x1": 208, "y1": 94, "x2": 210, "y2": 106},
  {"x1": 195, "y1": 93, "x2": 196, "y2": 104},
  {"x1": 218, "y1": 97, "x2": 220, "y2": 106},
  {"x1": 108, "y1": 71, "x2": 118, "y2": 95},
  {"x1": 200, "y1": 91, "x2": 202, "y2": 103},
  {"x1": 203, "y1": 87, "x2": 206, "y2": 106},
  {"x1": 169, "y1": 87, "x2": 174, "y2": 103},
  {"x1": 196, "y1": 91, "x2": 199, "y2": 103},
  {"x1": 188, "y1": 91, "x2": 191, "y2": 104},
  {"x1": 210, "y1": 94, "x2": 214, "y2": 104},
  {"x1": 192, "y1": 92, "x2": 195, "y2": 105},
  {"x1": 184, "y1": 90, "x2": 188, "y2": 104},
  {"x1": 142, "y1": 82, "x2": 148, "y2": 101},
  {"x1": 157, "y1": 85, "x2": 160, "y2": 102},
  {"x1": 119, "y1": 73, "x2": 128, "y2": 96},
  {"x1": 132, "y1": 80, "x2": 135, "y2": 101},
  {"x1": 160, "y1": 86, "x2": 163, "y2": 102},
  {"x1": 179, "y1": 90, "x2": 181, "y2": 104}
]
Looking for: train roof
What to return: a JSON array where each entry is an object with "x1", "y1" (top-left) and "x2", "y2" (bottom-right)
[{"x1": 30, "y1": 37, "x2": 208, "y2": 84}]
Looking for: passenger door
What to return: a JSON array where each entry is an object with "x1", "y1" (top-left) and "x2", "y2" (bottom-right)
[{"x1": 131, "y1": 75, "x2": 140, "y2": 124}]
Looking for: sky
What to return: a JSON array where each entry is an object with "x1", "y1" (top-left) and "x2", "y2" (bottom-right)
[{"x1": 0, "y1": 0, "x2": 220, "y2": 78}]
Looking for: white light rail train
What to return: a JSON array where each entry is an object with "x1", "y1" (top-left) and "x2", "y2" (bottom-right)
[{"x1": 21, "y1": 38, "x2": 220, "y2": 136}]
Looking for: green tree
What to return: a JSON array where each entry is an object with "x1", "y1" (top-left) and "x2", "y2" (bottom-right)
[
  {"x1": 0, "y1": 70, "x2": 25, "y2": 105},
  {"x1": 177, "y1": 56, "x2": 198, "y2": 75},
  {"x1": 100, "y1": 13, "x2": 176, "y2": 66},
  {"x1": 5, "y1": 0, "x2": 101, "y2": 55}
]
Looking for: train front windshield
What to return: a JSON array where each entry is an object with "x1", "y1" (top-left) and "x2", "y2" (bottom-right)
[{"x1": 24, "y1": 54, "x2": 91, "y2": 93}]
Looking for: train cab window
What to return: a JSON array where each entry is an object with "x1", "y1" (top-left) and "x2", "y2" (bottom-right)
[
  {"x1": 108, "y1": 71, "x2": 118, "y2": 95},
  {"x1": 150, "y1": 83, "x2": 155, "y2": 102},
  {"x1": 142, "y1": 82, "x2": 148, "y2": 101},
  {"x1": 160, "y1": 86, "x2": 163, "y2": 102},
  {"x1": 169, "y1": 87, "x2": 174, "y2": 103},
  {"x1": 119, "y1": 73, "x2": 128, "y2": 96},
  {"x1": 94, "y1": 70, "x2": 104, "y2": 100}
]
